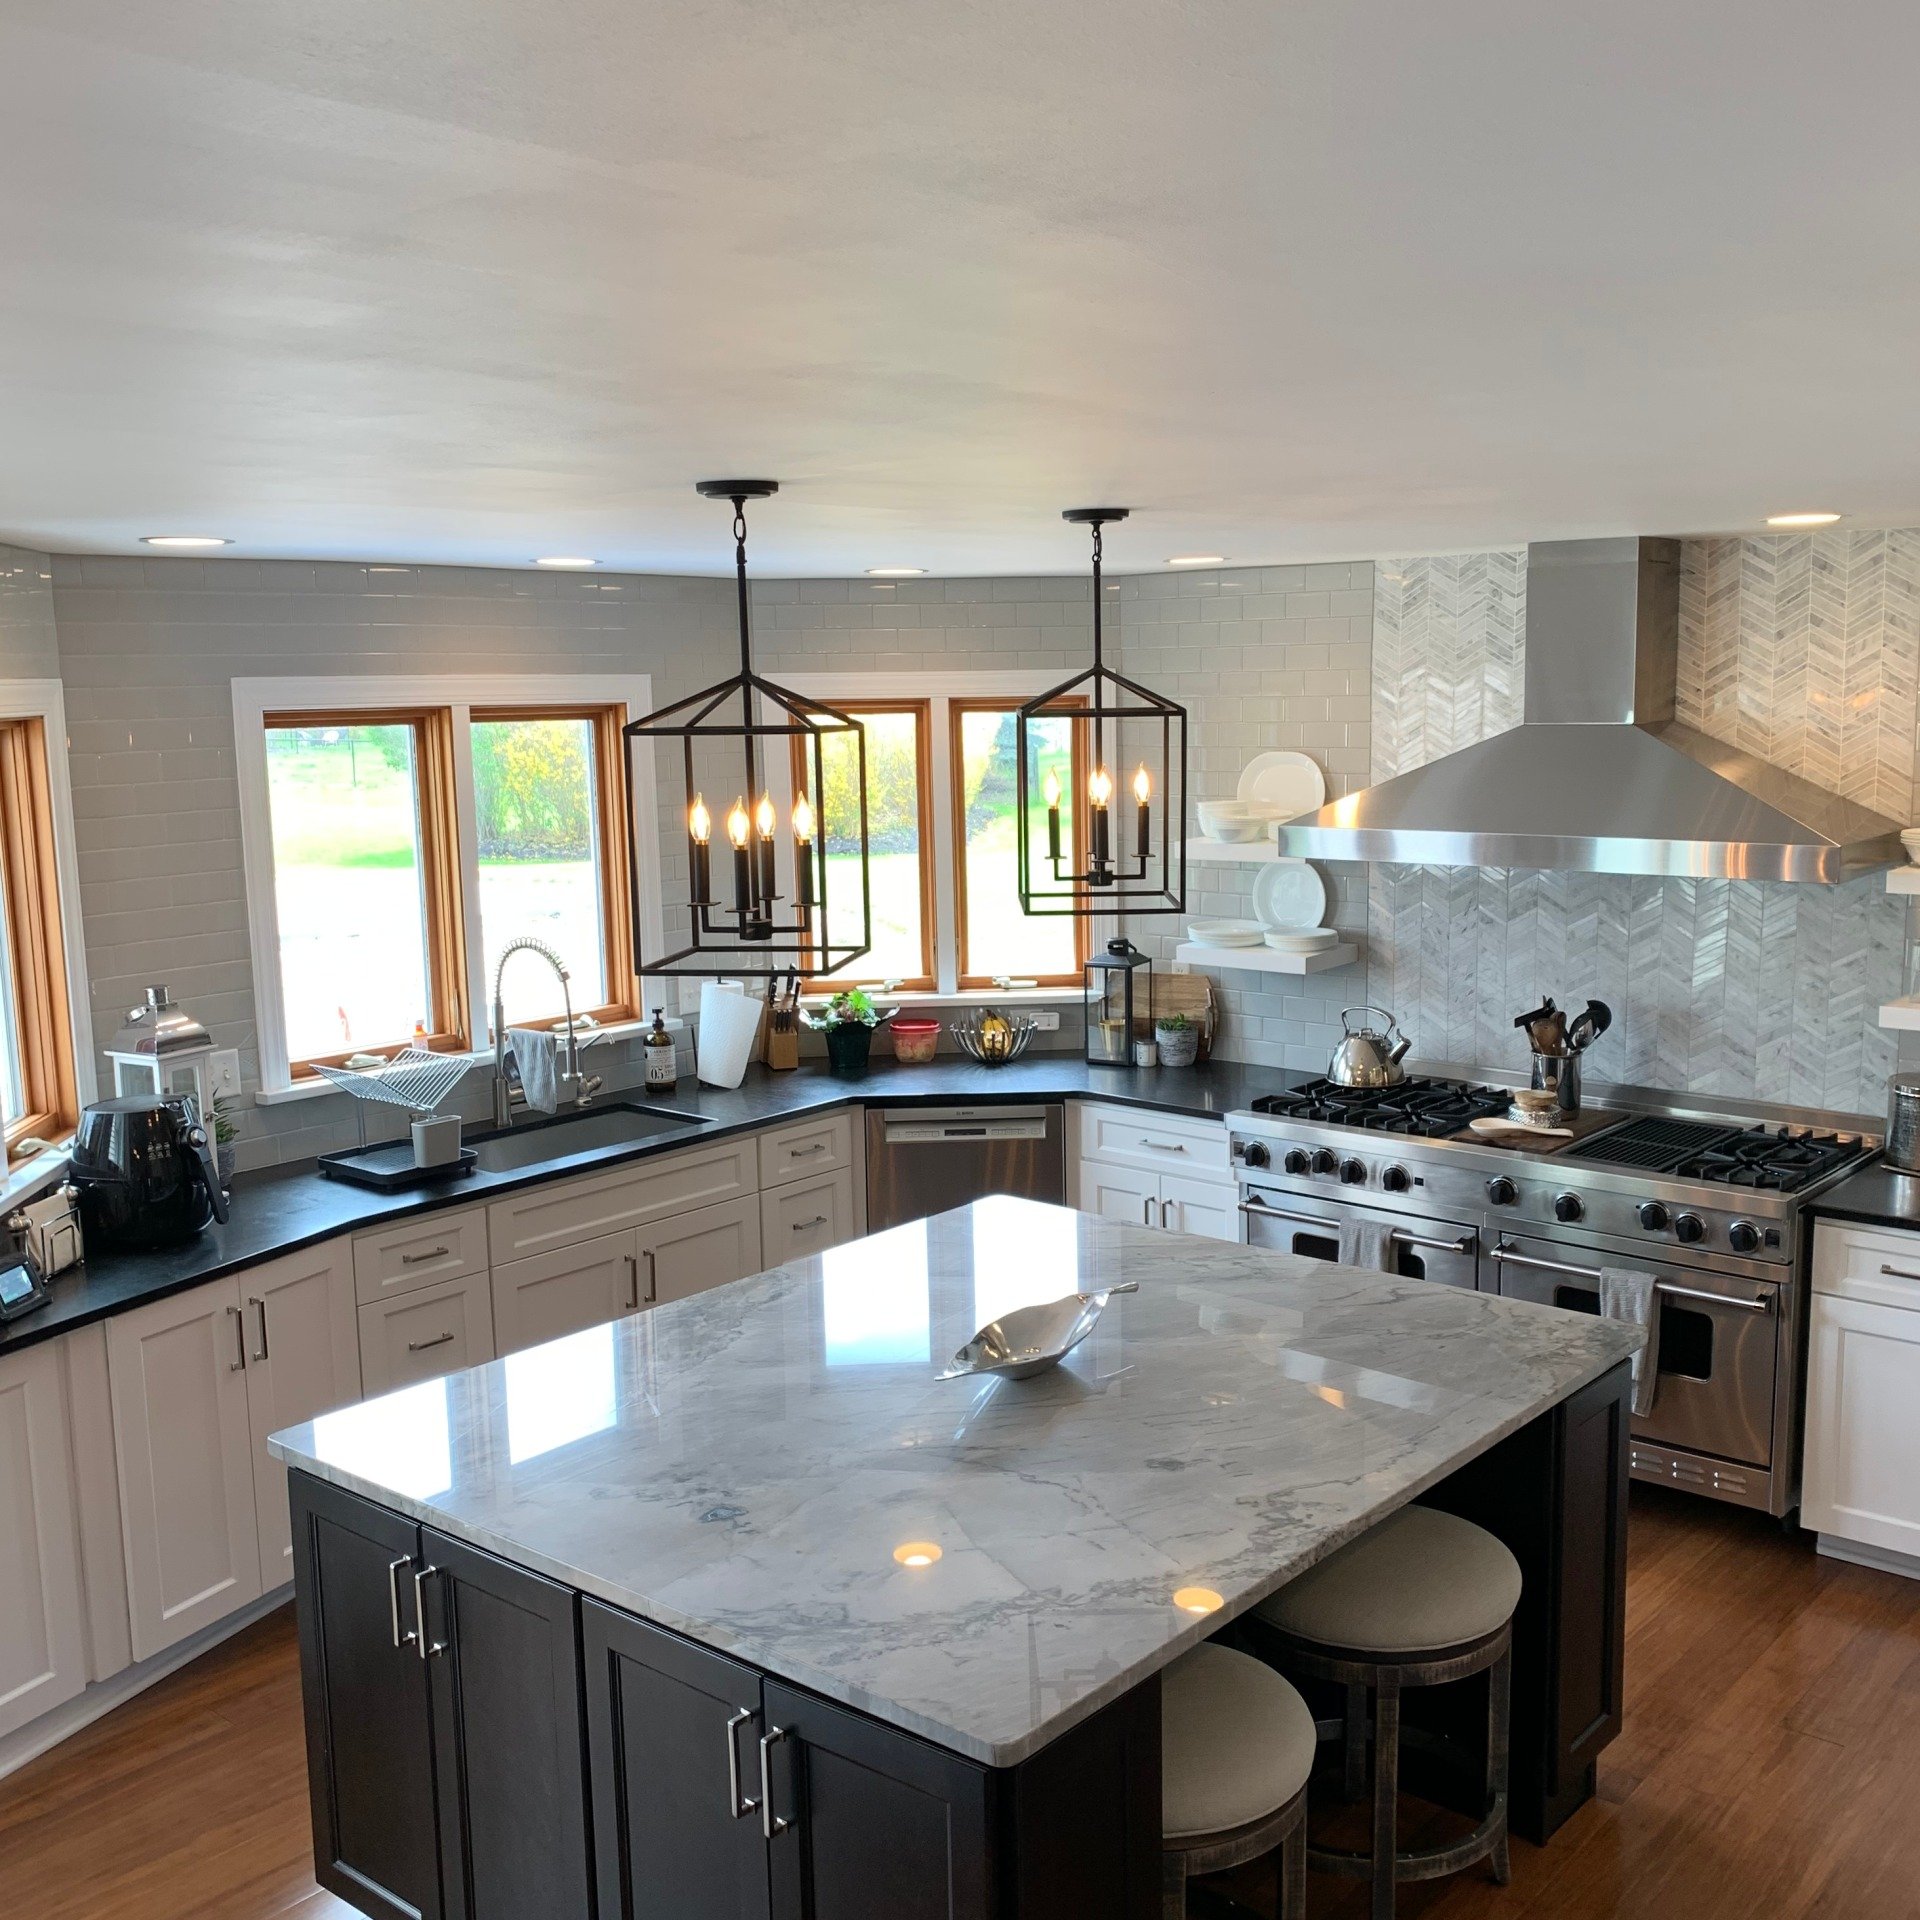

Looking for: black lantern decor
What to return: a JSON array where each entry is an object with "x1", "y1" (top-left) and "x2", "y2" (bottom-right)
[
  {"x1": 1016, "y1": 508, "x2": 1187, "y2": 917},
  {"x1": 1085, "y1": 937, "x2": 1152, "y2": 1067},
  {"x1": 625, "y1": 482, "x2": 872, "y2": 977}
]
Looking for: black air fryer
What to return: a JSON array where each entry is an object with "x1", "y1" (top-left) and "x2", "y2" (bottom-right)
[{"x1": 68, "y1": 1095, "x2": 229, "y2": 1252}]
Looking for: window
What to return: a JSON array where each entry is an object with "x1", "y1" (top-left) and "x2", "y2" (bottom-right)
[
  {"x1": 0, "y1": 708, "x2": 88, "y2": 1156},
  {"x1": 778, "y1": 675, "x2": 1089, "y2": 997},
  {"x1": 238, "y1": 678, "x2": 653, "y2": 1089}
]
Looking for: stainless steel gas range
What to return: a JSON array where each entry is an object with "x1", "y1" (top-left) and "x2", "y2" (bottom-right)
[{"x1": 1226, "y1": 1076, "x2": 1877, "y2": 1518}]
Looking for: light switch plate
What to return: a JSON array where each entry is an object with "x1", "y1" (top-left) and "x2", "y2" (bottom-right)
[
  {"x1": 1028, "y1": 1009, "x2": 1061, "y2": 1031},
  {"x1": 208, "y1": 1049, "x2": 243, "y2": 1100}
]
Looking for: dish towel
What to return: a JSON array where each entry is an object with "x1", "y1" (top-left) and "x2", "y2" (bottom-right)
[
  {"x1": 507, "y1": 1027, "x2": 562, "y2": 1114},
  {"x1": 1337, "y1": 1216, "x2": 1397, "y2": 1272},
  {"x1": 1600, "y1": 1266, "x2": 1662, "y2": 1417}
]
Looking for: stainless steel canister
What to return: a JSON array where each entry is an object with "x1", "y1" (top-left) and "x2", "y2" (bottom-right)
[{"x1": 1886, "y1": 1072, "x2": 1920, "y2": 1173}]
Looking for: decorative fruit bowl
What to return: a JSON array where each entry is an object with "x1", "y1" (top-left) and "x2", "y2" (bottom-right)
[{"x1": 949, "y1": 1008, "x2": 1038, "y2": 1067}]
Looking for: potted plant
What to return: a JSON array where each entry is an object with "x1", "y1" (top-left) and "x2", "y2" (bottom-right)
[
  {"x1": 1154, "y1": 1011, "x2": 1200, "y2": 1068},
  {"x1": 808, "y1": 988, "x2": 893, "y2": 1079}
]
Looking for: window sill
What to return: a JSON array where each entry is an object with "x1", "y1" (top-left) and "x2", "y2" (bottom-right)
[
  {"x1": 806, "y1": 988, "x2": 1082, "y2": 1011},
  {"x1": 0, "y1": 1141, "x2": 76, "y2": 1212}
]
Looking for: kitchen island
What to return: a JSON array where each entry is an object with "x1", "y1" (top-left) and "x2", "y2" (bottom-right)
[{"x1": 270, "y1": 1197, "x2": 1639, "y2": 1920}]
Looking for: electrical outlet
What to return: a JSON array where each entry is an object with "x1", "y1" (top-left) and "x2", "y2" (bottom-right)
[
  {"x1": 1027, "y1": 1009, "x2": 1061, "y2": 1032},
  {"x1": 208, "y1": 1049, "x2": 243, "y2": 1100}
]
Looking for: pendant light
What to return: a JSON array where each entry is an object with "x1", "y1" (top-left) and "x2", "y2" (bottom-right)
[
  {"x1": 1015, "y1": 508, "x2": 1187, "y2": 916},
  {"x1": 625, "y1": 481, "x2": 872, "y2": 976}
]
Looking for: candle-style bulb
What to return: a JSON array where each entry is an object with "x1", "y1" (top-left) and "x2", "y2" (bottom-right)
[
  {"x1": 689, "y1": 793, "x2": 712, "y2": 845},
  {"x1": 1132, "y1": 763, "x2": 1151, "y2": 804},
  {"x1": 1042, "y1": 768, "x2": 1062, "y2": 809},
  {"x1": 726, "y1": 799, "x2": 751, "y2": 850},
  {"x1": 1088, "y1": 766, "x2": 1113, "y2": 807},
  {"x1": 755, "y1": 792, "x2": 776, "y2": 840},
  {"x1": 791, "y1": 791, "x2": 815, "y2": 843}
]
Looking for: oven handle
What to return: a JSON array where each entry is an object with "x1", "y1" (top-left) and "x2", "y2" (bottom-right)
[
  {"x1": 1238, "y1": 1195, "x2": 1474, "y2": 1256},
  {"x1": 1487, "y1": 1242, "x2": 1774, "y2": 1313}
]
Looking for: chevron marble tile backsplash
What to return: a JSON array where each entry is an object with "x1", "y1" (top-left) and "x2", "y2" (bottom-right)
[{"x1": 1365, "y1": 536, "x2": 1915, "y2": 1120}]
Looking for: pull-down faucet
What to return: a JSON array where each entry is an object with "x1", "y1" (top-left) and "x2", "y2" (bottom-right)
[{"x1": 491, "y1": 938, "x2": 603, "y2": 1127}]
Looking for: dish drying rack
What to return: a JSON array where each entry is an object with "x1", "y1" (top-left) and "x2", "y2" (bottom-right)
[{"x1": 313, "y1": 1047, "x2": 475, "y2": 1149}]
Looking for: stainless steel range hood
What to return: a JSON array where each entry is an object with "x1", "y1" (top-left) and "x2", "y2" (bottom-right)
[{"x1": 1276, "y1": 537, "x2": 1902, "y2": 882}]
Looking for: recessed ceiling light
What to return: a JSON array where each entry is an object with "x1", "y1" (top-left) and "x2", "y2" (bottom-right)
[
  {"x1": 1765, "y1": 512, "x2": 1843, "y2": 528},
  {"x1": 1167, "y1": 554, "x2": 1225, "y2": 568},
  {"x1": 866, "y1": 567, "x2": 925, "y2": 577},
  {"x1": 534, "y1": 555, "x2": 597, "y2": 568},
  {"x1": 140, "y1": 535, "x2": 230, "y2": 549}
]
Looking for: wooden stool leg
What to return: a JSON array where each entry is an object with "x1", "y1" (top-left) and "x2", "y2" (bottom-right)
[
  {"x1": 1280, "y1": 1823, "x2": 1307, "y2": 1920},
  {"x1": 1161, "y1": 1849, "x2": 1187, "y2": 1919},
  {"x1": 1370, "y1": 1671, "x2": 1401, "y2": 1920},
  {"x1": 1487, "y1": 1642, "x2": 1512, "y2": 1886},
  {"x1": 1343, "y1": 1679, "x2": 1369, "y2": 1800}
]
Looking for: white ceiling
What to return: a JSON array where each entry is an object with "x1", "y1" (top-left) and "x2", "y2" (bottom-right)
[{"x1": 4, "y1": 1, "x2": 1920, "y2": 575}]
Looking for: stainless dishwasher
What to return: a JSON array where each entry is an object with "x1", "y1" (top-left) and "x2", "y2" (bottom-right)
[{"x1": 865, "y1": 1105, "x2": 1065, "y2": 1230}]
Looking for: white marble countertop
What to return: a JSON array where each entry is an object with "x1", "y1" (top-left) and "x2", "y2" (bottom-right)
[{"x1": 270, "y1": 1198, "x2": 1640, "y2": 1766}]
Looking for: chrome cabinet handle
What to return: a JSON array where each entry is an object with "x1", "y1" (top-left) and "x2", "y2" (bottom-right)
[
  {"x1": 1138, "y1": 1137, "x2": 1187, "y2": 1152},
  {"x1": 1879, "y1": 1263, "x2": 1920, "y2": 1283},
  {"x1": 624, "y1": 1252, "x2": 640, "y2": 1310},
  {"x1": 400, "y1": 1246, "x2": 450, "y2": 1266},
  {"x1": 407, "y1": 1331, "x2": 455, "y2": 1353},
  {"x1": 1158, "y1": 1198, "x2": 1173, "y2": 1228},
  {"x1": 250, "y1": 1295, "x2": 270, "y2": 1362},
  {"x1": 759, "y1": 1725, "x2": 792, "y2": 1838},
  {"x1": 413, "y1": 1566, "x2": 447, "y2": 1659},
  {"x1": 790, "y1": 1142, "x2": 830, "y2": 1157},
  {"x1": 1141, "y1": 1196, "x2": 1153, "y2": 1225},
  {"x1": 387, "y1": 1556, "x2": 417, "y2": 1649},
  {"x1": 725, "y1": 1707, "x2": 761, "y2": 1819},
  {"x1": 226, "y1": 1303, "x2": 247, "y2": 1371},
  {"x1": 643, "y1": 1248, "x2": 657, "y2": 1304}
]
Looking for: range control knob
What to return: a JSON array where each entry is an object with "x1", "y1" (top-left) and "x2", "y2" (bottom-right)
[
  {"x1": 1339, "y1": 1157, "x2": 1368, "y2": 1186},
  {"x1": 1728, "y1": 1220, "x2": 1760, "y2": 1255},
  {"x1": 1673, "y1": 1212, "x2": 1706, "y2": 1245},
  {"x1": 1637, "y1": 1201, "x2": 1670, "y2": 1231},
  {"x1": 1242, "y1": 1141, "x2": 1271, "y2": 1170},
  {"x1": 1310, "y1": 1148, "x2": 1338, "y2": 1175},
  {"x1": 1485, "y1": 1175, "x2": 1518, "y2": 1206},
  {"x1": 1282, "y1": 1149, "x2": 1311, "y2": 1176},
  {"x1": 1381, "y1": 1164, "x2": 1411, "y2": 1194},
  {"x1": 1553, "y1": 1192, "x2": 1584, "y2": 1224}
]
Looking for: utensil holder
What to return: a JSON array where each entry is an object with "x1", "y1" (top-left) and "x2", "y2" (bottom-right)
[
  {"x1": 1529, "y1": 1050, "x2": 1581, "y2": 1115},
  {"x1": 411, "y1": 1113, "x2": 463, "y2": 1168}
]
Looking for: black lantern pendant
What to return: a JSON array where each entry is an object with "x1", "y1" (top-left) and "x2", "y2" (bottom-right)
[
  {"x1": 1085, "y1": 937, "x2": 1153, "y2": 1067},
  {"x1": 625, "y1": 482, "x2": 872, "y2": 976},
  {"x1": 1015, "y1": 508, "x2": 1187, "y2": 917}
]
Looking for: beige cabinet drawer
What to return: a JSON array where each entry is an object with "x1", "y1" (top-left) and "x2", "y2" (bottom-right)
[
  {"x1": 492, "y1": 1229, "x2": 641, "y2": 1358},
  {"x1": 357, "y1": 1272, "x2": 495, "y2": 1394},
  {"x1": 1812, "y1": 1220, "x2": 1920, "y2": 1310},
  {"x1": 757, "y1": 1111, "x2": 853, "y2": 1189},
  {"x1": 1077, "y1": 1102, "x2": 1230, "y2": 1176},
  {"x1": 641, "y1": 1197, "x2": 764, "y2": 1307},
  {"x1": 352, "y1": 1206, "x2": 490, "y2": 1305},
  {"x1": 760, "y1": 1168, "x2": 858, "y2": 1263},
  {"x1": 487, "y1": 1136, "x2": 758, "y2": 1266}
]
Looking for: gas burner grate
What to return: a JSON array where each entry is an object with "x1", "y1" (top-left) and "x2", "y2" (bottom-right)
[
  {"x1": 1567, "y1": 1115, "x2": 1869, "y2": 1191},
  {"x1": 1249, "y1": 1077, "x2": 1513, "y2": 1137},
  {"x1": 1563, "y1": 1116, "x2": 1741, "y2": 1171}
]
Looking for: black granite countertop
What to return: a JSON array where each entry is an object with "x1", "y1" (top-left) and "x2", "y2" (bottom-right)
[
  {"x1": 1806, "y1": 1159, "x2": 1920, "y2": 1235},
  {"x1": 0, "y1": 1055, "x2": 1283, "y2": 1356}
]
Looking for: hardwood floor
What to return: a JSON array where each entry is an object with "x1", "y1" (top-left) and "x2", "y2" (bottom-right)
[{"x1": 1, "y1": 1487, "x2": 1916, "y2": 1919}]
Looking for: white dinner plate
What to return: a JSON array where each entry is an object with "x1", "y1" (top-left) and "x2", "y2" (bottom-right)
[
  {"x1": 1185, "y1": 919, "x2": 1266, "y2": 948},
  {"x1": 1264, "y1": 928, "x2": 1338, "y2": 952},
  {"x1": 1251, "y1": 858, "x2": 1328, "y2": 932},
  {"x1": 1236, "y1": 751, "x2": 1326, "y2": 819}
]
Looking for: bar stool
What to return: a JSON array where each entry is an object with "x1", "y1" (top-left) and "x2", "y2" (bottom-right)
[
  {"x1": 1246, "y1": 1505, "x2": 1520, "y2": 1920},
  {"x1": 1161, "y1": 1641, "x2": 1315, "y2": 1918}
]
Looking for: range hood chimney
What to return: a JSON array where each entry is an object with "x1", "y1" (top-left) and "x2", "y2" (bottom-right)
[{"x1": 1276, "y1": 537, "x2": 1901, "y2": 882}]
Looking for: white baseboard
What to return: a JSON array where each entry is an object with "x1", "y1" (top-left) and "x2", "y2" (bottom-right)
[
  {"x1": 1816, "y1": 1533, "x2": 1920, "y2": 1583},
  {"x1": 0, "y1": 1585, "x2": 292, "y2": 1783}
]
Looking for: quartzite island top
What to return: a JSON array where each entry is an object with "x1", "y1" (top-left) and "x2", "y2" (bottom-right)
[{"x1": 269, "y1": 1197, "x2": 1639, "y2": 1765}]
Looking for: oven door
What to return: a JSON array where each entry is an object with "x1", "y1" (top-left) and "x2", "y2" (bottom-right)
[
  {"x1": 1487, "y1": 1232, "x2": 1779, "y2": 1468},
  {"x1": 1239, "y1": 1188, "x2": 1481, "y2": 1289}
]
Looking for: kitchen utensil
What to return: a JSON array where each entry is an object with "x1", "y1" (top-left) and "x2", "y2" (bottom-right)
[
  {"x1": 1513, "y1": 997, "x2": 1561, "y2": 1053},
  {"x1": 1887, "y1": 1073, "x2": 1920, "y2": 1173},
  {"x1": 1327, "y1": 1006, "x2": 1413, "y2": 1087},
  {"x1": 1469, "y1": 1114, "x2": 1574, "y2": 1141},
  {"x1": 935, "y1": 1281, "x2": 1139, "y2": 1381},
  {"x1": 950, "y1": 1008, "x2": 1038, "y2": 1066},
  {"x1": 1195, "y1": 799, "x2": 1282, "y2": 843},
  {"x1": 1236, "y1": 750, "x2": 1327, "y2": 819},
  {"x1": 1251, "y1": 857, "x2": 1328, "y2": 932},
  {"x1": 1263, "y1": 928, "x2": 1338, "y2": 953},
  {"x1": 1185, "y1": 919, "x2": 1266, "y2": 948},
  {"x1": 1567, "y1": 999, "x2": 1613, "y2": 1051},
  {"x1": 68, "y1": 1094, "x2": 229, "y2": 1252}
]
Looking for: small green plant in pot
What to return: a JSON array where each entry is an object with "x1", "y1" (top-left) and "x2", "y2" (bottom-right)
[
  {"x1": 808, "y1": 988, "x2": 893, "y2": 1079},
  {"x1": 1154, "y1": 1011, "x2": 1200, "y2": 1068}
]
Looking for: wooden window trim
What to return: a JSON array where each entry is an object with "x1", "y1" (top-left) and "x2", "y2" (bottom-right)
[
  {"x1": 950, "y1": 697, "x2": 1089, "y2": 989},
  {"x1": 0, "y1": 719, "x2": 78, "y2": 1152},
  {"x1": 265, "y1": 708, "x2": 471, "y2": 1077},
  {"x1": 791, "y1": 699, "x2": 937, "y2": 991}
]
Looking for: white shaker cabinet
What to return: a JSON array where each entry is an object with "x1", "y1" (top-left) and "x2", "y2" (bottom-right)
[
  {"x1": 1072, "y1": 1103, "x2": 1240, "y2": 1244},
  {"x1": 358, "y1": 1270, "x2": 495, "y2": 1394},
  {"x1": 1076, "y1": 1156, "x2": 1163, "y2": 1229},
  {"x1": 641, "y1": 1195, "x2": 762, "y2": 1306},
  {"x1": 0, "y1": 1340, "x2": 88, "y2": 1740},
  {"x1": 760, "y1": 1167, "x2": 860, "y2": 1263},
  {"x1": 492, "y1": 1228, "x2": 645, "y2": 1357}
]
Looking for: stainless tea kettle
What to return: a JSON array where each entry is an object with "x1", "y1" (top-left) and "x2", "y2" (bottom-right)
[{"x1": 1328, "y1": 1006, "x2": 1413, "y2": 1088}]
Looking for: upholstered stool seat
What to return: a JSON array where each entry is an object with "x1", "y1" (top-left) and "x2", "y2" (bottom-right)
[
  {"x1": 1248, "y1": 1504, "x2": 1520, "y2": 1920},
  {"x1": 1161, "y1": 1642, "x2": 1315, "y2": 1917}
]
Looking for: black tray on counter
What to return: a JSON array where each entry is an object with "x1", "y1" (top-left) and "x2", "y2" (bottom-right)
[{"x1": 316, "y1": 1142, "x2": 479, "y2": 1192}]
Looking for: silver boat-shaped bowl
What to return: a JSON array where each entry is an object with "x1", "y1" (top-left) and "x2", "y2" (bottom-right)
[{"x1": 935, "y1": 1281, "x2": 1138, "y2": 1381}]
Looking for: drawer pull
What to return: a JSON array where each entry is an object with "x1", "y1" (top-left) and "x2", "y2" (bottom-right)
[
  {"x1": 387, "y1": 1556, "x2": 417, "y2": 1649},
  {"x1": 407, "y1": 1331, "x2": 455, "y2": 1352},
  {"x1": 226, "y1": 1303, "x2": 247, "y2": 1371},
  {"x1": 794, "y1": 1214, "x2": 828, "y2": 1231},
  {"x1": 759, "y1": 1725, "x2": 793, "y2": 1838},
  {"x1": 401, "y1": 1246, "x2": 451, "y2": 1266},
  {"x1": 1879, "y1": 1262, "x2": 1920, "y2": 1283},
  {"x1": 725, "y1": 1707, "x2": 760, "y2": 1819},
  {"x1": 788, "y1": 1141, "x2": 830, "y2": 1158},
  {"x1": 1138, "y1": 1137, "x2": 1187, "y2": 1152},
  {"x1": 413, "y1": 1565, "x2": 447, "y2": 1659},
  {"x1": 624, "y1": 1252, "x2": 640, "y2": 1311}
]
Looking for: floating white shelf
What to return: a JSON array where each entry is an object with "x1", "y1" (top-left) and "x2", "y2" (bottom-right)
[
  {"x1": 1173, "y1": 941, "x2": 1358, "y2": 976},
  {"x1": 1185, "y1": 836, "x2": 1283, "y2": 865},
  {"x1": 1886, "y1": 867, "x2": 1920, "y2": 895},
  {"x1": 1879, "y1": 996, "x2": 1920, "y2": 1031}
]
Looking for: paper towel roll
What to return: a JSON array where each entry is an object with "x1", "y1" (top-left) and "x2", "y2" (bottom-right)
[{"x1": 696, "y1": 981, "x2": 762, "y2": 1088}]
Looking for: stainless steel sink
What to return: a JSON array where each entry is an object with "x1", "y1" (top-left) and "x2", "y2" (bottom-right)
[{"x1": 465, "y1": 1102, "x2": 712, "y2": 1174}]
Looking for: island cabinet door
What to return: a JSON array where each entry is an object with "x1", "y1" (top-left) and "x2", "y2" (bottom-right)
[
  {"x1": 289, "y1": 1473, "x2": 444, "y2": 1920},
  {"x1": 419, "y1": 1527, "x2": 593, "y2": 1920},
  {"x1": 761, "y1": 1681, "x2": 994, "y2": 1920},
  {"x1": 582, "y1": 1601, "x2": 772, "y2": 1920}
]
